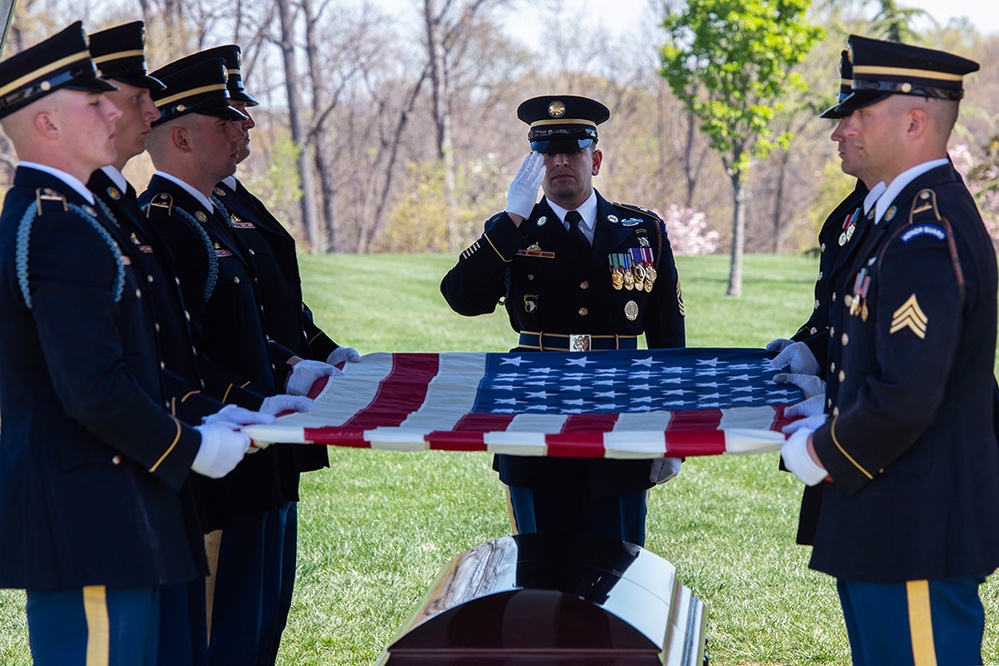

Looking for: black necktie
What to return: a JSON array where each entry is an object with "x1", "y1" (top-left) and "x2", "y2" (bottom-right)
[{"x1": 565, "y1": 210, "x2": 590, "y2": 256}]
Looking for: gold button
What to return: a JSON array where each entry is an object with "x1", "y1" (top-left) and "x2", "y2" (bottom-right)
[
  {"x1": 580, "y1": 281, "x2": 589, "y2": 289},
  {"x1": 827, "y1": 398, "x2": 833, "y2": 408},
  {"x1": 831, "y1": 292, "x2": 836, "y2": 302},
  {"x1": 249, "y1": 248, "x2": 255, "y2": 255},
  {"x1": 147, "y1": 275, "x2": 154, "y2": 283},
  {"x1": 830, "y1": 326, "x2": 835, "y2": 336},
  {"x1": 821, "y1": 243, "x2": 826, "y2": 252},
  {"x1": 135, "y1": 289, "x2": 142, "y2": 298},
  {"x1": 528, "y1": 274, "x2": 535, "y2": 281},
  {"x1": 830, "y1": 362, "x2": 836, "y2": 373},
  {"x1": 155, "y1": 323, "x2": 161, "y2": 333},
  {"x1": 160, "y1": 361, "x2": 165, "y2": 369},
  {"x1": 844, "y1": 294, "x2": 853, "y2": 307},
  {"x1": 813, "y1": 299, "x2": 820, "y2": 310},
  {"x1": 578, "y1": 307, "x2": 589, "y2": 316},
  {"x1": 832, "y1": 407, "x2": 840, "y2": 417},
  {"x1": 841, "y1": 333, "x2": 849, "y2": 346},
  {"x1": 810, "y1": 327, "x2": 817, "y2": 335},
  {"x1": 112, "y1": 455, "x2": 121, "y2": 465},
  {"x1": 838, "y1": 370, "x2": 846, "y2": 382},
  {"x1": 233, "y1": 277, "x2": 240, "y2": 284}
]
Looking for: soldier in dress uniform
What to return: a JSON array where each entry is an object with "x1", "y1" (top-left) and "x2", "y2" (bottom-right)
[
  {"x1": 0, "y1": 22, "x2": 252, "y2": 665},
  {"x1": 779, "y1": 36, "x2": 999, "y2": 663},
  {"x1": 84, "y1": 24, "x2": 313, "y2": 665},
  {"x1": 441, "y1": 95, "x2": 686, "y2": 546},
  {"x1": 146, "y1": 44, "x2": 360, "y2": 665},
  {"x1": 139, "y1": 58, "x2": 337, "y2": 665}
]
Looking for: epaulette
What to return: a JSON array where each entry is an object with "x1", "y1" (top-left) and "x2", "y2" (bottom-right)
[
  {"x1": 146, "y1": 192, "x2": 174, "y2": 218},
  {"x1": 908, "y1": 188, "x2": 941, "y2": 224},
  {"x1": 612, "y1": 202, "x2": 664, "y2": 222},
  {"x1": 34, "y1": 188, "x2": 67, "y2": 216}
]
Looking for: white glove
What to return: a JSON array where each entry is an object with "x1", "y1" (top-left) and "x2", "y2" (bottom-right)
[
  {"x1": 765, "y1": 338, "x2": 794, "y2": 353},
  {"x1": 505, "y1": 152, "x2": 546, "y2": 219},
  {"x1": 286, "y1": 359, "x2": 336, "y2": 396},
  {"x1": 260, "y1": 394, "x2": 315, "y2": 416},
  {"x1": 773, "y1": 372, "x2": 826, "y2": 399},
  {"x1": 768, "y1": 341, "x2": 820, "y2": 375},
  {"x1": 782, "y1": 413, "x2": 827, "y2": 436},
  {"x1": 785, "y1": 395, "x2": 826, "y2": 418},
  {"x1": 326, "y1": 347, "x2": 361, "y2": 366},
  {"x1": 780, "y1": 415, "x2": 829, "y2": 486},
  {"x1": 202, "y1": 404, "x2": 277, "y2": 427},
  {"x1": 650, "y1": 457, "x2": 682, "y2": 484},
  {"x1": 192, "y1": 422, "x2": 251, "y2": 478}
]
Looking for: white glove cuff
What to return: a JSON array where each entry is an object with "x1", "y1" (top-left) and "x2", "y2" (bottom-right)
[{"x1": 783, "y1": 434, "x2": 828, "y2": 486}]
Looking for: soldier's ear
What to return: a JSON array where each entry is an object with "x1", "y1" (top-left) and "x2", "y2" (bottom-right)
[
  {"x1": 591, "y1": 148, "x2": 602, "y2": 176},
  {"x1": 34, "y1": 111, "x2": 59, "y2": 139},
  {"x1": 171, "y1": 125, "x2": 191, "y2": 152}
]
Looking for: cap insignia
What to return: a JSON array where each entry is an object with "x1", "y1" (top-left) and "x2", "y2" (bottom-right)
[{"x1": 548, "y1": 101, "x2": 565, "y2": 118}]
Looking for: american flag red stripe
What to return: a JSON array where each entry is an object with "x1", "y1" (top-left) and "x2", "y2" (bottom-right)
[{"x1": 245, "y1": 349, "x2": 799, "y2": 458}]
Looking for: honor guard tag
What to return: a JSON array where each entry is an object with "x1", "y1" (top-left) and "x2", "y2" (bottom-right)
[{"x1": 900, "y1": 225, "x2": 946, "y2": 243}]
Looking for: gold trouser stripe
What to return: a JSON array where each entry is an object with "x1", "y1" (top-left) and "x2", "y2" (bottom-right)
[
  {"x1": 503, "y1": 487, "x2": 519, "y2": 535},
  {"x1": 907, "y1": 579, "x2": 938, "y2": 666},
  {"x1": 204, "y1": 530, "x2": 224, "y2": 643},
  {"x1": 83, "y1": 585, "x2": 110, "y2": 666}
]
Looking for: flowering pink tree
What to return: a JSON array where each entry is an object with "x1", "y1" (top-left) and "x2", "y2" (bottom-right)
[
  {"x1": 658, "y1": 204, "x2": 721, "y2": 256},
  {"x1": 950, "y1": 144, "x2": 999, "y2": 244}
]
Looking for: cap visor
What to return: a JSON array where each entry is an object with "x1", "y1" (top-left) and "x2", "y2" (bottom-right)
[
  {"x1": 229, "y1": 90, "x2": 259, "y2": 107},
  {"x1": 66, "y1": 76, "x2": 119, "y2": 93},
  {"x1": 835, "y1": 91, "x2": 890, "y2": 116},
  {"x1": 111, "y1": 73, "x2": 167, "y2": 92}
]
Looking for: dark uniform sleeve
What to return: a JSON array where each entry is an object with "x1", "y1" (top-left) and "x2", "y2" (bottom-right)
[
  {"x1": 28, "y1": 209, "x2": 202, "y2": 490},
  {"x1": 812, "y1": 220, "x2": 963, "y2": 495},
  {"x1": 441, "y1": 212, "x2": 525, "y2": 316}
]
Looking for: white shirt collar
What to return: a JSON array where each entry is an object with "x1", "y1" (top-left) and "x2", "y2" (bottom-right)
[
  {"x1": 874, "y1": 158, "x2": 949, "y2": 224},
  {"x1": 863, "y1": 181, "x2": 886, "y2": 214},
  {"x1": 547, "y1": 190, "x2": 599, "y2": 243},
  {"x1": 221, "y1": 175, "x2": 238, "y2": 190},
  {"x1": 154, "y1": 170, "x2": 214, "y2": 213},
  {"x1": 100, "y1": 165, "x2": 128, "y2": 192},
  {"x1": 20, "y1": 162, "x2": 94, "y2": 204}
]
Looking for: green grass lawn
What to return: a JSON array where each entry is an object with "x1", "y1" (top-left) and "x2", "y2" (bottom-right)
[{"x1": 2, "y1": 253, "x2": 997, "y2": 665}]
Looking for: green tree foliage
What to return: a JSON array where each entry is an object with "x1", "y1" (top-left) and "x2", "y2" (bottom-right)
[{"x1": 660, "y1": 0, "x2": 822, "y2": 295}]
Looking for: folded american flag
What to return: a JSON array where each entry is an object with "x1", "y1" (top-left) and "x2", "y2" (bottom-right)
[{"x1": 243, "y1": 348, "x2": 801, "y2": 458}]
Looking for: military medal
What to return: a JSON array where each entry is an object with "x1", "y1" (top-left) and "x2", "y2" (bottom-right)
[
  {"x1": 839, "y1": 208, "x2": 860, "y2": 247},
  {"x1": 623, "y1": 255, "x2": 635, "y2": 290},
  {"x1": 624, "y1": 300, "x2": 639, "y2": 321}
]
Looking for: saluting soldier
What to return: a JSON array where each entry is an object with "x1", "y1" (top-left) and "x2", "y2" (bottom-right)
[
  {"x1": 779, "y1": 36, "x2": 999, "y2": 663},
  {"x1": 0, "y1": 23, "x2": 251, "y2": 664},
  {"x1": 441, "y1": 95, "x2": 685, "y2": 547},
  {"x1": 139, "y1": 58, "x2": 335, "y2": 665}
]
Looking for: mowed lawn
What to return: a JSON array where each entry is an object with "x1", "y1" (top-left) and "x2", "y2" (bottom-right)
[{"x1": 2, "y1": 253, "x2": 997, "y2": 665}]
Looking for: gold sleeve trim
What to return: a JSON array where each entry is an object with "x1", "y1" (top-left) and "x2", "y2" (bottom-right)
[
  {"x1": 483, "y1": 232, "x2": 511, "y2": 263},
  {"x1": 830, "y1": 413, "x2": 874, "y2": 480},
  {"x1": 149, "y1": 415, "x2": 182, "y2": 473}
]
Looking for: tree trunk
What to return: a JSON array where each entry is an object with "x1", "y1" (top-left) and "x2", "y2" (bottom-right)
[
  {"x1": 423, "y1": 0, "x2": 459, "y2": 253},
  {"x1": 276, "y1": 0, "x2": 321, "y2": 250},
  {"x1": 772, "y1": 148, "x2": 791, "y2": 253},
  {"x1": 727, "y1": 169, "x2": 747, "y2": 297},
  {"x1": 303, "y1": 0, "x2": 337, "y2": 252}
]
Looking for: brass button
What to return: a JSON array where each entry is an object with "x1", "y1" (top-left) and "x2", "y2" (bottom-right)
[
  {"x1": 578, "y1": 307, "x2": 589, "y2": 316},
  {"x1": 147, "y1": 275, "x2": 154, "y2": 283},
  {"x1": 580, "y1": 281, "x2": 589, "y2": 289},
  {"x1": 830, "y1": 362, "x2": 836, "y2": 373},
  {"x1": 838, "y1": 370, "x2": 846, "y2": 382},
  {"x1": 821, "y1": 242, "x2": 826, "y2": 252},
  {"x1": 841, "y1": 333, "x2": 849, "y2": 346},
  {"x1": 528, "y1": 274, "x2": 535, "y2": 281},
  {"x1": 112, "y1": 455, "x2": 121, "y2": 465},
  {"x1": 135, "y1": 289, "x2": 142, "y2": 298},
  {"x1": 155, "y1": 323, "x2": 161, "y2": 333},
  {"x1": 831, "y1": 292, "x2": 836, "y2": 302},
  {"x1": 233, "y1": 277, "x2": 240, "y2": 284}
]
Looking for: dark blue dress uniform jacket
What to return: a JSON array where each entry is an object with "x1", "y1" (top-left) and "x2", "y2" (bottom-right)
[
  {"x1": 0, "y1": 167, "x2": 206, "y2": 590},
  {"x1": 441, "y1": 191, "x2": 685, "y2": 496},
  {"x1": 808, "y1": 163, "x2": 999, "y2": 583},
  {"x1": 212, "y1": 179, "x2": 330, "y2": 476},
  {"x1": 139, "y1": 175, "x2": 297, "y2": 520}
]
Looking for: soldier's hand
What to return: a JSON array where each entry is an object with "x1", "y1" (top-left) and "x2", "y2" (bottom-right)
[
  {"x1": 784, "y1": 395, "x2": 825, "y2": 418},
  {"x1": 192, "y1": 422, "x2": 251, "y2": 478},
  {"x1": 202, "y1": 404, "x2": 277, "y2": 427},
  {"x1": 768, "y1": 341, "x2": 820, "y2": 375},
  {"x1": 506, "y1": 152, "x2": 546, "y2": 222},
  {"x1": 260, "y1": 394, "x2": 315, "y2": 416},
  {"x1": 286, "y1": 359, "x2": 336, "y2": 396},
  {"x1": 326, "y1": 346, "x2": 361, "y2": 367},
  {"x1": 766, "y1": 338, "x2": 793, "y2": 352},
  {"x1": 650, "y1": 457, "x2": 681, "y2": 484},
  {"x1": 780, "y1": 415, "x2": 828, "y2": 486},
  {"x1": 773, "y1": 372, "x2": 825, "y2": 399}
]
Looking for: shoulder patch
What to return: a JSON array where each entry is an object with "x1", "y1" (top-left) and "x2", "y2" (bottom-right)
[{"x1": 900, "y1": 224, "x2": 946, "y2": 244}]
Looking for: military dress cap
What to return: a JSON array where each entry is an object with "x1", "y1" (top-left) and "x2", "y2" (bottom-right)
[
  {"x1": 0, "y1": 21, "x2": 116, "y2": 120},
  {"x1": 149, "y1": 57, "x2": 247, "y2": 126},
  {"x1": 152, "y1": 45, "x2": 258, "y2": 107},
  {"x1": 517, "y1": 95, "x2": 610, "y2": 154},
  {"x1": 88, "y1": 21, "x2": 165, "y2": 91},
  {"x1": 820, "y1": 50, "x2": 876, "y2": 119},
  {"x1": 837, "y1": 35, "x2": 979, "y2": 114}
]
